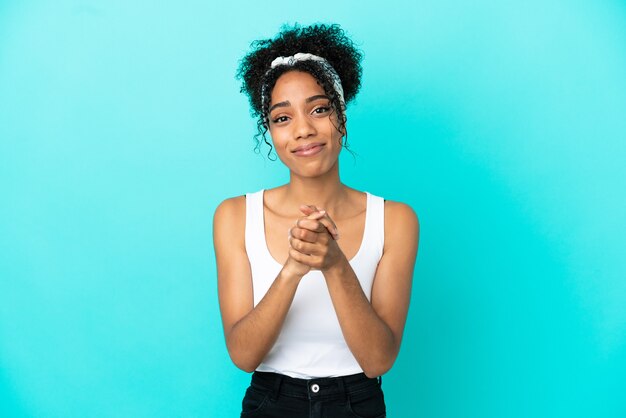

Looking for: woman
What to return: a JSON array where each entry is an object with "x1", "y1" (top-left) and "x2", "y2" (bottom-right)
[{"x1": 213, "y1": 23, "x2": 419, "y2": 417}]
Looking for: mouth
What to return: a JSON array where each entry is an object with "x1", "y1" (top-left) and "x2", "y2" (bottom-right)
[{"x1": 292, "y1": 143, "x2": 325, "y2": 157}]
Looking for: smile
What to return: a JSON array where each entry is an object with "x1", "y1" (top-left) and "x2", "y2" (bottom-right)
[{"x1": 292, "y1": 143, "x2": 325, "y2": 157}]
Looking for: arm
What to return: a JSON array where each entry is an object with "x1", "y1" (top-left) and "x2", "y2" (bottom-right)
[
  {"x1": 289, "y1": 201, "x2": 420, "y2": 377},
  {"x1": 213, "y1": 196, "x2": 314, "y2": 372},
  {"x1": 326, "y1": 201, "x2": 419, "y2": 377}
]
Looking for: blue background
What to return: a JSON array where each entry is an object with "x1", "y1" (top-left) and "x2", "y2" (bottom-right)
[{"x1": 1, "y1": 1, "x2": 625, "y2": 417}]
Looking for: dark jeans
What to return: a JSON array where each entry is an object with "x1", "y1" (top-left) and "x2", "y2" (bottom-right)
[{"x1": 240, "y1": 371, "x2": 386, "y2": 417}]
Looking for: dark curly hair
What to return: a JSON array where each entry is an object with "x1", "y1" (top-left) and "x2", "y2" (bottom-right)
[{"x1": 236, "y1": 23, "x2": 363, "y2": 160}]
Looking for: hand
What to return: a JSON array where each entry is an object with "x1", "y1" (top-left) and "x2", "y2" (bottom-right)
[
  {"x1": 299, "y1": 205, "x2": 339, "y2": 240},
  {"x1": 288, "y1": 205, "x2": 344, "y2": 271},
  {"x1": 283, "y1": 210, "x2": 327, "y2": 277}
]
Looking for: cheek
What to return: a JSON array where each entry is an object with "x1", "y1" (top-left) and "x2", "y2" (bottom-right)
[
  {"x1": 268, "y1": 130, "x2": 287, "y2": 149},
  {"x1": 267, "y1": 135, "x2": 291, "y2": 163},
  {"x1": 327, "y1": 112, "x2": 344, "y2": 136}
]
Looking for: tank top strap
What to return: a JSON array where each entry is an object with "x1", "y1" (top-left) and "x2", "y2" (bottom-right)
[
  {"x1": 363, "y1": 191, "x2": 385, "y2": 259},
  {"x1": 244, "y1": 189, "x2": 266, "y2": 261}
]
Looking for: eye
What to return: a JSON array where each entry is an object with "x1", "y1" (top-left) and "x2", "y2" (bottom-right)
[
  {"x1": 313, "y1": 106, "x2": 330, "y2": 115},
  {"x1": 272, "y1": 115, "x2": 289, "y2": 124}
]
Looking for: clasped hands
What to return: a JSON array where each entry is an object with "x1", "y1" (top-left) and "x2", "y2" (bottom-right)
[{"x1": 286, "y1": 204, "x2": 344, "y2": 275}]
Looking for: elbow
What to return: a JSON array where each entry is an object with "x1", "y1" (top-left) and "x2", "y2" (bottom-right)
[
  {"x1": 361, "y1": 346, "x2": 398, "y2": 378},
  {"x1": 228, "y1": 351, "x2": 259, "y2": 373},
  {"x1": 361, "y1": 355, "x2": 396, "y2": 378},
  {"x1": 363, "y1": 363, "x2": 392, "y2": 379},
  {"x1": 235, "y1": 362, "x2": 258, "y2": 374},
  {"x1": 363, "y1": 369, "x2": 380, "y2": 379},
  {"x1": 226, "y1": 342, "x2": 261, "y2": 373},
  {"x1": 229, "y1": 352, "x2": 260, "y2": 373}
]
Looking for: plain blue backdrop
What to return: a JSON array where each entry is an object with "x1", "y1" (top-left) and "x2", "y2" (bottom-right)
[{"x1": 1, "y1": 1, "x2": 625, "y2": 417}]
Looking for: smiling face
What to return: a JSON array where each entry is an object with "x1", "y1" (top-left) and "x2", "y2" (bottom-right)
[{"x1": 267, "y1": 70, "x2": 345, "y2": 178}]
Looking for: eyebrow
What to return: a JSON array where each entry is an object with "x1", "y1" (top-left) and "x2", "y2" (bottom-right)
[{"x1": 268, "y1": 94, "x2": 330, "y2": 113}]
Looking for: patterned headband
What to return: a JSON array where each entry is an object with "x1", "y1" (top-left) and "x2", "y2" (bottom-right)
[{"x1": 260, "y1": 52, "x2": 346, "y2": 119}]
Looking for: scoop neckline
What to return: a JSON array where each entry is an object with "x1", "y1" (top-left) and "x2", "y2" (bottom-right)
[{"x1": 259, "y1": 189, "x2": 370, "y2": 269}]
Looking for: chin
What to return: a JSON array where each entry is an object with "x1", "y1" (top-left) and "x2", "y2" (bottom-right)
[{"x1": 294, "y1": 164, "x2": 335, "y2": 178}]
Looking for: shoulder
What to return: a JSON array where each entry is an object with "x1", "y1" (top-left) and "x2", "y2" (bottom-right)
[
  {"x1": 213, "y1": 195, "x2": 247, "y2": 245},
  {"x1": 214, "y1": 194, "x2": 246, "y2": 222},
  {"x1": 383, "y1": 200, "x2": 418, "y2": 222},
  {"x1": 382, "y1": 199, "x2": 420, "y2": 247}
]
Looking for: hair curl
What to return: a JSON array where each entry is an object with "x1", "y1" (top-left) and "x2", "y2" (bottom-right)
[{"x1": 236, "y1": 23, "x2": 363, "y2": 160}]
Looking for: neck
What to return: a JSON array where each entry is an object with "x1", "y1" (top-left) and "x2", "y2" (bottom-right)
[{"x1": 282, "y1": 161, "x2": 349, "y2": 216}]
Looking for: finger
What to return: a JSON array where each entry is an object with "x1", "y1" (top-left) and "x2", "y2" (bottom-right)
[
  {"x1": 289, "y1": 237, "x2": 319, "y2": 255},
  {"x1": 294, "y1": 212, "x2": 325, "y2": 232},
  {"x1": 289, "y1": 247, "x2": 316, "y2": 266},
  {"x1": 300, "y1": 204, "x2": 320, "y2": 216},
  {"x1": 289, "y1": 226, "x2": 319, "y2": 242},
  {"x1": 299, "y1": 206, "x2": 339, "y2": 239},
  {"x1": 316, "y1": 216, "x2": 339, "y2": 240},
  {"x1": 296, "y1": 218, "x2": 326, "y2": 233},
  {"x1": 301, "y1": 212, "x2": 339, "y2": 240},
  {"x1": 306, "y1": 211, "x2": 327, "y2": 222},
  {"x1": 314, "y1": 210, "x2": 337, "y2": 232}
]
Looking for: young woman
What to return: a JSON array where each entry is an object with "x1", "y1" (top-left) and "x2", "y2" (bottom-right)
[{"x1": 213, "y1": 23, "x2": 420, "y2": 418}]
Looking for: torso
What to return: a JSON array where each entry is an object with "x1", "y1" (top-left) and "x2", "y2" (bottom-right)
[{"x1": 261, "y1": 186, "x2": 367, "y2": 265}]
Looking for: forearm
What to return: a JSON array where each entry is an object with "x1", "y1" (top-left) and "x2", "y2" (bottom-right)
[
  {"x1": 226, "y1": 268, "x2": 302, "y2": 372},
  {"x1": 323, "y1": 257, "x2": 397, "y2": 377}
]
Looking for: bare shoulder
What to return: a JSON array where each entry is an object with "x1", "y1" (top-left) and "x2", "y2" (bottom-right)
[
  {"x1": 384, "y1": 200, "x2": 419, "y2": 228},
  {"x1": 213, "y1": 195, "x2": 246, "y2": 245},
  {"x1": 383, "y1": 199, "x2": 420, "y2": 248},
  {"x1": 214, "y1": 195, "x2": 246, "y2": 221}
]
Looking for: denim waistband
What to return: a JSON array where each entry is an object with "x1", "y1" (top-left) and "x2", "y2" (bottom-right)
[{"x1": 250, "y1": 371, "x2": 382, "y2": 401}]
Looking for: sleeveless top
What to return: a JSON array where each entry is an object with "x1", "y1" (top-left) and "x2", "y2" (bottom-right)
[{"x1": 244, "y1": 189, "x2": 385, "y2": 378}]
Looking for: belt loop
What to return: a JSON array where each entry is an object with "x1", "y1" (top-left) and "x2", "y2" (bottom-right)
[
  {"x1": 338, "y1": 376, "x2": 348, "y2": 404},
  {"x1": 270, "y1": 373, "x2": 283, "y2": 402}
]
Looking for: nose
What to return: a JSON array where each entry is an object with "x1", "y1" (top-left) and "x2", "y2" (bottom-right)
[{"x1": 293, "y1": 114, "x2": 316, "y2": 139}]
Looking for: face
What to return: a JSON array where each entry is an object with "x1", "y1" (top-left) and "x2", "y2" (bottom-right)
[{"x1": 267, "y1": 70, "x2": 344, "y2": 177}]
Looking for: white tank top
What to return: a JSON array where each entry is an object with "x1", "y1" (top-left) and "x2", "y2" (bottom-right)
[{"x1": 244, "y1": 189, "x2": 385, "y2": 378}]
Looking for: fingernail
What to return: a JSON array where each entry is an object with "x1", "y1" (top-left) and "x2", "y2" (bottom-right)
[{"x1": 319, "y1": 210, "x2": 326, "y2": 215}]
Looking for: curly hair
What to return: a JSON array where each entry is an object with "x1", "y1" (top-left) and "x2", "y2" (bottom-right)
[{"x1": 236, "y1": 23, "x2": 363, "y2": 160}]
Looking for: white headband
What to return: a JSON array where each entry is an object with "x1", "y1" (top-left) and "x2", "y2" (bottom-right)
[{"x1": 260, "y1": 52, "x2": 345, "y2": 115}]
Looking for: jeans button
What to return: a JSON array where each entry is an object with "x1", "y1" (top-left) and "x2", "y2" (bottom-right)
[{"x1": 311, "y1": 383, "x2": 320, "y2": 393}]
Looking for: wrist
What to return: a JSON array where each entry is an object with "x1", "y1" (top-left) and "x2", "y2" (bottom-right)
[
  {"x1": 280, "y1": 264, "x2": 305, "y2": 283},
  {"x1": 322, "y1": 253, "x2": 349, "y2": 277}
]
